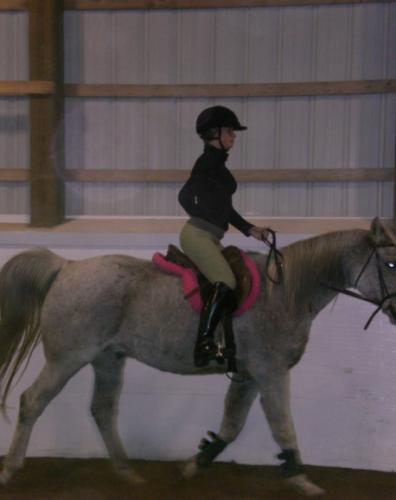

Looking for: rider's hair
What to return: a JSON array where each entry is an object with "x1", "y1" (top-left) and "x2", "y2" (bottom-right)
[{"x1": 199, "y1": 127, "x2": 221, "y2": 142}]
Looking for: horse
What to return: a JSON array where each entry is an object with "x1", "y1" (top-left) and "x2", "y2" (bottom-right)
[{"x1": 0, "y1": 217, "x2": 395, "y2": 497}]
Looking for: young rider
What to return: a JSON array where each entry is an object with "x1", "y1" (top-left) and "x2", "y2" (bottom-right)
[{"x1": 178, "y1": 105, "x2": 270, "y2": 367}]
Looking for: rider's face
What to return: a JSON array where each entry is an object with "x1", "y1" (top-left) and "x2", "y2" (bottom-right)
[
  {"x1": 219, "y1": 127, "x2": 236, "y2": 150},
  {"x1": 210, "y1": 127, "x2": 236, "y2": 151}
]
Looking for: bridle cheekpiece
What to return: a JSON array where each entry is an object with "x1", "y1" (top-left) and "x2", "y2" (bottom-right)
[{"x1": 322, "y1": 226, "x2": 396, "y2": 330}]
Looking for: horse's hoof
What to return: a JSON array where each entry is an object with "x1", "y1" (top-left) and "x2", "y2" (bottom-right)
[
  {"x1": 286, "y1": 474, "x2": 325, "y2": 497},
  {"x1": 130, "y1": 470, "x2": 147, "y2": 485},
  {"x1": 181, "y1": 457, "x2": 199, "y2": 479},
  {"x1": 0, "y1": 469, "x2": 11, "y2": 486},
  {"x1": 119, "y1": 469, "x2": 147, "y2": 485}
]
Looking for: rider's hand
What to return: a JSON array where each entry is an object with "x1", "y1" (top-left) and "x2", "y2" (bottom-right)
[{"x1": 249, "y1": 226, "x2": 271, "y2": 241}]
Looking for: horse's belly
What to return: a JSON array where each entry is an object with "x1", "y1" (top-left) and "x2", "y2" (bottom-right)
[{"x1": 116, "y1": 283, "x2": 201, "y2": 371}]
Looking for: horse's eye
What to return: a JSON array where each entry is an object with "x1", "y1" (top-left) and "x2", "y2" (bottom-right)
[{"x1": 386, "y1": 261, "x2": 396, "y2": 269}]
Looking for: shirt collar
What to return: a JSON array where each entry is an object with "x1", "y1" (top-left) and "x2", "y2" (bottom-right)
[{"x1": 204, "y1": 143, "x2": 229, "y2": 162}]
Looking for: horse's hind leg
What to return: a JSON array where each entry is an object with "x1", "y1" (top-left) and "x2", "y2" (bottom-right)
[
  {"x1": 257, "y1": 368, "x2": 324, "y2": 497},
  {"x1": 90, "y1": 349, "x2": 145, "y2": 484},
  {"x1": 182, "y1": 376, "x2": 258, "y2": 478},
  {"x1": 0, "y1": 360, "x2": 85, "y2": 485}
]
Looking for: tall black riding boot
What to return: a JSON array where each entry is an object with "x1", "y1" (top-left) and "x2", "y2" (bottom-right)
[{"x1": 194, "y1": 282, "x2": 235, "y2": 367}]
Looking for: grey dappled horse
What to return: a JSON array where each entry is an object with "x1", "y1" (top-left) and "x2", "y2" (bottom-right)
[{"x1": 0, "y1": 218, "x2": 396, "y2": 497}]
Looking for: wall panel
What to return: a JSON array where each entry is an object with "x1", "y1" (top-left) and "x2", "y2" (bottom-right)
[
  {"x1": 147, "y1": 11, "x2": 179, "y2": 83},
  {"x1": 62, "y1": 4, "x2": 394, "y2": 219},
  {"x1": 178, "y1": 10, "x2": 216, "y2": 84},
  {"x1": 0, "y1": 12, "x2": 29, "y2": 215},
  {"x1": 315, "y1": 6, "x2": 353, "y2": 80},
  {"x1": 64, "y1": 93, "x2": 394, "y2": 217},
  {"x1": 214, "y1": 10, "x2": 250, "y2": 83},
  {"x1": 0, "y1": 12, "x2": 28, "y2": 81},
  {"x1": 279, "y1": 8, "x2": 315, "y2": 82},
  {"x1": 64, "y1": 5, "x2": 396, "y2": 85},
  {"x1": 247, "y1": 8, "x2": 281, "y2": 83},
  {"x1": 0, "y1": 5, "x2": 394, "y2": 219},
  {"x1": 0, "y1": 183, "x2": 29, "y2": 215},
  {"x1": 65, "y1": 181, "x2": 184, "y2": 216},
  {"x1": 351, "y1": 5, "x2": 387, "y2": 79}
]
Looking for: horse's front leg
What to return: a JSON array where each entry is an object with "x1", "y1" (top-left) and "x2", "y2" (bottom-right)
[
  {"x1": 182, "y1": 375, "x2": 258, "y2": 478},
  {"x1": 257, "y1": 367, "x2": 325, "y2": 497}
]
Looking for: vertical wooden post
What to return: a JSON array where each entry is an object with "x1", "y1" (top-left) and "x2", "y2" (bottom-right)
[
  {"x1": 394, "y1": 127, "x2": 396, "y2": 224},
  {"x1": 29, "y1": 0, "x2": 64, "y2": 227}
]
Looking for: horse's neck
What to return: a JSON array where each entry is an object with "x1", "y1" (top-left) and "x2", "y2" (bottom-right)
[{"x1": 282, "y1": 229, "x2": 367, "y2": 317}]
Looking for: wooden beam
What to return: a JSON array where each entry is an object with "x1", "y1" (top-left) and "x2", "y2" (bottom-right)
[
  {"x1": 63, "y1": 0, "x2": 394, "y2": 11},
  {"x1": 0, "y1": 81, "x2": 55, "y2": 96},
  {"x1": 0, "y1": 218, "x2": 385, "y2": 234},
  {"x1": 234, "y1": 168, "x2": 394, "y2": 183},
  {"x1": 63, "y1": 168, "x2": 393, "y2": 183},
  {"x1": 65, "y1": 80, "x2": 396, "y2": 98},
  {"x1": 29, "y1": 0, "x2": 65, "y2": 227},
  {"x1": 1, "y1": 167, "x2": 393, "y2": 183},
  {"x1": 394, "y1": 126, "x2": 396, "y2": 224},
  {"x1": 4, "y1": 0, "x2": 391, "y2": 10},
  {"x1": 0, "y1": 0, "x2": 27, "y2": 10},
  {"x1": 0, "y1": 169, "x2": 29, "y2": 181},
  {"x1": 65, "y1": 169, "x2": 188, "y2": 183},
  {"x1": 1, "y1": 80, "x2": 392, "y2": 99}
]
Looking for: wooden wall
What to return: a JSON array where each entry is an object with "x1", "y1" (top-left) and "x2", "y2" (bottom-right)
[{"x1": 0, "y1": 0, "x2": 395, "y2": 225}]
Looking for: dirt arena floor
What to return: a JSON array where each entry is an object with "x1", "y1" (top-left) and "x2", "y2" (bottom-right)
[{"x1": 0, "y1": 458, "x2": 395, "y2": 500}]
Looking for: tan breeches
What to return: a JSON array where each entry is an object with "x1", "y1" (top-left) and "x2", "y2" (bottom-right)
[{"x1": 179, "y1": 222, "x2": 236, "y2": 290}]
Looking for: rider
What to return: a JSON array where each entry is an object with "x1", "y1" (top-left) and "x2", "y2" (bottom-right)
[{"x1": 178, "y1": 105, "x2": 270, "y2": 367}]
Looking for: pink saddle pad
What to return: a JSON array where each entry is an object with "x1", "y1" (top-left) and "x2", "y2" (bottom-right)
[{"x1": 152, "y1": 250, "x2": 260, "y2": 316}]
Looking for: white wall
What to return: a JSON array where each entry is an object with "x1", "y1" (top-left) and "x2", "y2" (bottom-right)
[{"x1": 0, "y1": 229, "x2": 396, "y2": 472}]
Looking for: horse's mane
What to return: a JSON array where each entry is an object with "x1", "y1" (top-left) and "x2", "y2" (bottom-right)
[{"x1": 272, "y1": 229, "x2": 366, "y2": 312}]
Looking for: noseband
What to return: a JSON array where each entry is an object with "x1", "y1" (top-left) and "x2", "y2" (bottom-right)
[{"x1": 323, "y1": 243, "x2": 396, "y2": 330}]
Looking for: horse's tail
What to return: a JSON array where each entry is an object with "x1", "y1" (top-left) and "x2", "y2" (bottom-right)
[{"x1": 0, "y1": 248, "x2": 66, "y2": 411}]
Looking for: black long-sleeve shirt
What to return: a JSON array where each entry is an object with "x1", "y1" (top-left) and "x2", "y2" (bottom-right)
[{"x1": 178, "y1": 144, "x2": 253, "y2": 236}]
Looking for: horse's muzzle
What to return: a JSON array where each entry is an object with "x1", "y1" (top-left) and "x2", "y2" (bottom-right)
[{"x1": 383, "y1": 300, "x2": 396, "y2": 325}]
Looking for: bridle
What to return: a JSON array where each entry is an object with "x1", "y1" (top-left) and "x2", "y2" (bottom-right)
[{"x1": 322, "y1": 242, "x2": 396, "y2": 330}]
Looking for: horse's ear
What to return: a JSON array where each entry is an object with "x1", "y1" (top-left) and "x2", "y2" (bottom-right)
[{"x1": 370, "y1": 217, "x2": 396, "y2": 246}]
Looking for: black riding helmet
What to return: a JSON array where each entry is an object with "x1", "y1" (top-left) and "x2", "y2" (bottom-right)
[{"x1": 196, "y1": 106, "x2": 247, "y2": 138}]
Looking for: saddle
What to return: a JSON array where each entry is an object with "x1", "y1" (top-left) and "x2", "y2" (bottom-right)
[
  {"x1": 153, "y1": 244, "x2": 260, "y2": 315},
  {"x1": 165, "y1": 244, "x2": 254, "y2": 307},
  {"x1": 152, "y1": 245, "x2": 261, "y2": 373}
]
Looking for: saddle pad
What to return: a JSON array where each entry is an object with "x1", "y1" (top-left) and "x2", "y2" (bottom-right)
[{"x1": 152, "y1": 250, "x2": 260, "y2": 316}]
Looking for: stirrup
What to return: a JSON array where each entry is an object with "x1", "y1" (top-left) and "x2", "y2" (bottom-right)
[{"x1": 194, "y1": 341, "x2": 224, "y2": 367}]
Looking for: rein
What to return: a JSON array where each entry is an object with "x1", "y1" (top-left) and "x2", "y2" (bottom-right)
[
  {"x1": 262, "y1": 229, "x2": 284, "y2": 285},
  {"x1": 322, "y1": 243, "x2": 396, "y2": 330}
]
